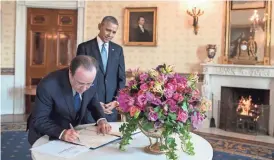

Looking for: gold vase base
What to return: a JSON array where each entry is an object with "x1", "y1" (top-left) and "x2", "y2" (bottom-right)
[{"x1": 144, "y1": 142, "x2": 167, "y2": 155}]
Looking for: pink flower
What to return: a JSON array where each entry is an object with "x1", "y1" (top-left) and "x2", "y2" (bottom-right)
[
  {"x1": 177, "y1": 109, "x2": 188, "y2": 123},
  {"x1": 173, "y1": 93, "x2": 184, "y2": 102},
  {"x1": 139, "y1": 73, "x2": 149, "y2": 82},
  {"x1": 140, "y1": 83, "x2": 149, "y2": 91},
  {"x1": 165, "y1": 82, "x2": 176, "y2": 91},
  {"x1": 164, "y1": 89, "x2": 174, "y2": 99},
  {"x1": 128, "y1": 80, "x2": 137, "y2": 88},
  {"x1": 166, "y1": 99, "x2": 176, "y2": 108},
  {"x1": 170, "y1": 105, "x2": 178, "y2": 113},
  {"x1": 176, "y1": 83, "x2": 187, "y2": 93},
  {"x1": 117, "y1": 92, "x2": 135, "y2": 112}
]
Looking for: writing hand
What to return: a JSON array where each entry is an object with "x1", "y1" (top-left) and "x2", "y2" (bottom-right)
[{"x1": 62, "y1": 129, "x2": 80, "y2": 143}]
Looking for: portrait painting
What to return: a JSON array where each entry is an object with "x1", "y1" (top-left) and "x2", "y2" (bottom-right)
[
  {"x1": 123, "y1": 7, "x2": 157, "y2": 46},
  {"x1": 231, "y1": 1, "x2": 265, "y2": 10}
]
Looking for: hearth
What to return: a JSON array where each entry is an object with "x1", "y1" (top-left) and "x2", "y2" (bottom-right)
[{"x1": 219, "y1": 87, "x2": 270, "y2": 135}]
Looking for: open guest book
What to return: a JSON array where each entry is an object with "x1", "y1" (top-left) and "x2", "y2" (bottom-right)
[{"x1": 74, "y1": 123, "x2": 141, "y2": 149}]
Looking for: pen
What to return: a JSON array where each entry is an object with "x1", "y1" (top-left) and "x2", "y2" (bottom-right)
[{"x1": 69, "y1": 123, "x2": 80, "y2": 142}]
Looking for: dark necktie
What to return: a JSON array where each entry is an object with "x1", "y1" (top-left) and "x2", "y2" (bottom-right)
[{"x1": 74, "y1": 92, "x2": 81, "y2": 113}]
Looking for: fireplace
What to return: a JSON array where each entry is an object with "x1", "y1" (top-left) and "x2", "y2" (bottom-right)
[
  {"x1": 201, "y1": 63, "x2": 274, "y2": 136},
  {"x1": 219, "y1": 87, "x2": 270, "y2": 135}
]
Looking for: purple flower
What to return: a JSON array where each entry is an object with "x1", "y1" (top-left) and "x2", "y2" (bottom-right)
[
  {"x1": 137, "y1": 94, "x2": 147, "y2": 107},
  {"x1": 191, "y1": 112, "x2": 204, "y2": 129},
  {"x1": 145, "y1": 92, "x2": 162, "y2": 106},
  {"x1": 154, "y1": 121, "x2": 163, "y2": 129},
  {"x1": 174, "y1": 73, "x2": 187, "y2": 84},
  {"x1": 148, "y1": 111, "x2": 158, "y2": 121}
]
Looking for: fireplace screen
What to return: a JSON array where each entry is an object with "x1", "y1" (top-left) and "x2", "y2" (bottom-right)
[{"x1": 219, "y1": 87, "x2": 270, "y2": 135}]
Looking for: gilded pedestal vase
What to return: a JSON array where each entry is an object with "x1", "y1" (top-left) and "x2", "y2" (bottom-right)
[{"x1": 137, "y1": 121, "x2": 167, "y2": 154}]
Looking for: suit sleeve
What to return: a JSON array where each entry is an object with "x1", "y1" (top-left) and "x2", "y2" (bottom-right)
[
  {"x1": 76, "y1": 43, "x2": 86, "y2": 55},
  {"x1": 116, "y1": 47, "x2": 126, "y2": 95},
  {"x1": 32, "y1": 84, "x2": 64, "y2": 139},
  {"x1": 87, "y1": 92, "x2": 105, "y2": 121}
]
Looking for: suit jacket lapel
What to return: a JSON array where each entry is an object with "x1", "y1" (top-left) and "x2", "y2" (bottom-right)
[
  {"x1": 91, "y1": 39, "x2": 104, "y2": 73},
  {"x1": 105, "y1": 42, "x2": 114, "y2": 75},
  {"x1": 60, "y1": 69, "x2": 76, "y2": 119}
]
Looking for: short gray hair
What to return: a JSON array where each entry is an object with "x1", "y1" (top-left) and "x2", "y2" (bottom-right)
[
  {"x1": 101, "y1": 16, "x2": 119, "y2": 26},
  {"x1": 70, "y1": 55, "x2": 98, "y2": 76}
]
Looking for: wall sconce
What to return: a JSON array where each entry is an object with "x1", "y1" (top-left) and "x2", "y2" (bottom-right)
[
  {"x1": 250, "y1": 10, "x2": 266, "y2": 32},
  {"x1": 187, "y1": 7, "x2": 204, "y2": 35}
]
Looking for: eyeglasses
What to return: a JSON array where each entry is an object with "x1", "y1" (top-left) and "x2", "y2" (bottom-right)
[{"x1": 73, "y1": 76, "x2": 94, "y2": 87}]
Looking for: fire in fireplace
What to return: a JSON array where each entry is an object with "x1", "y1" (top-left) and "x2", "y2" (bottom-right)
[
  {"x1": 236, "y1": 95, "x2": 260, "y2": 121},
  {"x1": 219, "y1": 87, "x2": 270, "y2": 135}
]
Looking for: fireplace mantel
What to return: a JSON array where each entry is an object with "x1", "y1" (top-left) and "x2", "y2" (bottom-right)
[
  {"x1": 200, "y1": 63, "x2": 274, "y2": 136},
  {"x1": 202, "y1": 64, "x2": 274, "y2": 78}
]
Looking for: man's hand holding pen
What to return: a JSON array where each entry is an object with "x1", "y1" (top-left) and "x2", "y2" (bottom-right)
[{"x1": 61, "y1": 123, "x2": 80, "y2": 143}]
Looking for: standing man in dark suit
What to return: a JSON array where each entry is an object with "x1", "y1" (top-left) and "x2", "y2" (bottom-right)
[
  {"x1": 27, "y1": 55, "x2": 111, "y2": 145},
  {"x1": 76, "y1": 16, "x2": 126, "y2": 122}
]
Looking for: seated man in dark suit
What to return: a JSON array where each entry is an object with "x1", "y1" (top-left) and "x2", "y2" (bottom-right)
[{"x1": 27, "y1": 55, "x2": 111, "y2": 145}]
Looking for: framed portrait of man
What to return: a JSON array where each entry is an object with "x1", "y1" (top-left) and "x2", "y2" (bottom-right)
[{"x1": 123, "y1": 7, "x2": 157, "y2": 46}]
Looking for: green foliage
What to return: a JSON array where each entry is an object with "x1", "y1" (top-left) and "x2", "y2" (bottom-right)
[{"x1": 119, "y1": 117, "x2": 138, "y2": 151}]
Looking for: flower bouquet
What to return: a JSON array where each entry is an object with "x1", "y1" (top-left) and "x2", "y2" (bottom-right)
[{"x1": 117, "y1": 64, "x2": 211, "y2": 160}]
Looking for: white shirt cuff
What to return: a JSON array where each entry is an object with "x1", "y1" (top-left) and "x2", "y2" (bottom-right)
[
  {"x1": 59, "y1": 129, "x2": 66, "y2": 139},
  {"x1": 97, "y1": 118, "x2": 106, "y2": 124}
]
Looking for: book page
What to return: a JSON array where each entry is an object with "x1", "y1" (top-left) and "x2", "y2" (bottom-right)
[
  {"x1": 76, "y1": 129, "x2": 120, "y2": 149},
  {"x1": 31, "y1": 140, "x2": 89, "y2": 158},
  {"x1": 85, "y1": 123, "x2": 141, "y2": 137}
]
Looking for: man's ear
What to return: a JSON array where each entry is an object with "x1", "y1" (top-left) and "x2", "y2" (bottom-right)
[{"x1": 98, "y1": 23, "x2": 101, "y2": 30}]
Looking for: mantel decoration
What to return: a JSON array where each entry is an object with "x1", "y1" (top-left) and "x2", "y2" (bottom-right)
[{"x1": 117, "y1": 64, "x2": 211, "y2": 160}]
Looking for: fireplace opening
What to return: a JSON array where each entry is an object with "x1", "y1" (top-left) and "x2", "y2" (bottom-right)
[{"x1": 219, "y1": 87, "x2": 270, "y2": 135}]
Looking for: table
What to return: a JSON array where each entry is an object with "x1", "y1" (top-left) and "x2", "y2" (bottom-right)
[{"x1": 31, "y1": 122, "x2": 213, "y2": 160}]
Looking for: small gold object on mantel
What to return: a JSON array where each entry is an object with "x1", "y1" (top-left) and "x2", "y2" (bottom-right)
[
  {"x1": 231, "y1": 40, "x2": 257, "y2": 65},
  {"x1": 137, "y1": 120, "x2": 167, "y2": 154}
]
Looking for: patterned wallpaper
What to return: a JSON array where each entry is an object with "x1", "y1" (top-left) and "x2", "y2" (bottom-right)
[
  {"x1": 1, "y1": 1, "x2": 15, "y2": 68},
  {"x1": 1, "y1": 1, "x2": 274, "y2": 73},
  {"x1": 84, "y1": 1, "x2": 225, "y2": 73}
]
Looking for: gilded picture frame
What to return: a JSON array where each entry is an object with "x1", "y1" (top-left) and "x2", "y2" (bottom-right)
[
  {"x1": 223, "y1": 1, "x2": 272, "y2": 65},
  {"x1": 231, "y1": 1, "x2": 266, "y2": 10},
  {"x1": 123, "y1": 7, "x2": 157, "y2": 46}
]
